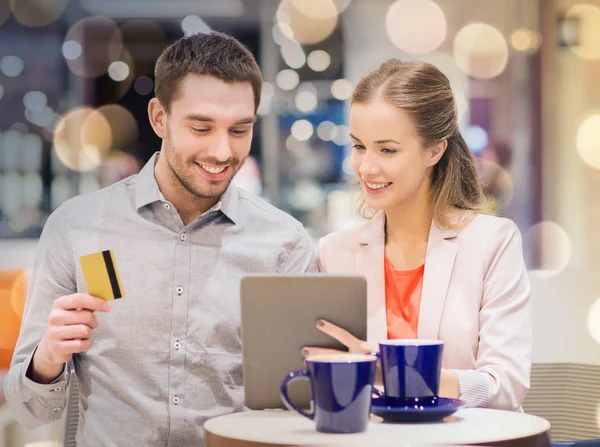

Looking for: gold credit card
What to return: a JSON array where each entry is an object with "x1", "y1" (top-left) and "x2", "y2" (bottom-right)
[{"x1": 79, "y1": 250, "x2": 124, "y2": 301}]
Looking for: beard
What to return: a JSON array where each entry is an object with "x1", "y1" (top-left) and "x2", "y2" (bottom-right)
[{"x1": 162, "y1": 138, "x2": 247, "y2": 200}]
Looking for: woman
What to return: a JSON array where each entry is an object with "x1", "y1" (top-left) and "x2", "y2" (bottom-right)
[{"x1": 303, "y1": 59, "x2": 531, "y2": 411}]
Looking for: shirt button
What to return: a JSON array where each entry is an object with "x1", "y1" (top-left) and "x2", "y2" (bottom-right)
[
  {"x1": 51, "y1": 386, "x2": 61, "y2": 392},
  {"x1": 180, "y1": 233, "x2": 186, "y2": 241},
  {"x1": 176, "y1": 286, "x2": 183, "y2": 295},
  {"x1": 53, "y1": 407, "x2": 61, "y2": 412},
  {"x1": 164, "y1": 203, "x2": 171, "y2": 210},
  {"x1": 174, "y1": 341, "x2": 181, "y2": 350},
  {"x1": 173, "y1": 396, "x2": 179, "y2": 405}
]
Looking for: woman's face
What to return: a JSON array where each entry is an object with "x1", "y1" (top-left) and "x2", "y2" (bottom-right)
[{"x1": 349, "y1": 98, "x2": 444, "y2": 212}]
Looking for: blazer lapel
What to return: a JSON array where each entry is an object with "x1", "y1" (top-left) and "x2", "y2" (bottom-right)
[
  {"x1": 417, "y1": 221, "x2": 458, "y2": 339},
  {"x1": 355, "y1": 211, "x2": 388, "y2": 342}
]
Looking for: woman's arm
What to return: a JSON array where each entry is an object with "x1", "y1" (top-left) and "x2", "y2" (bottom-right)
[{"x1": 452, "y1": 219, "x2": 532, "y2": 410}]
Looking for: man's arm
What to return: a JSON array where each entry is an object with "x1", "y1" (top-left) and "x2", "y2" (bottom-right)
[
  {"x1": 277, "y1": 223, "x2": 317, "y2": 273},
  {"x1": 4, "y1": 204, "x2": 76, "y2": 428}
]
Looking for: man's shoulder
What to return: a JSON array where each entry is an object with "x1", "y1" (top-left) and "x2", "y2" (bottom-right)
[
  {"x1": 234, "y1": 186, "x2": 303, "y2": 228},
  {"x1": 56, "y1": 175, "x2": 136, "y2": 220}
]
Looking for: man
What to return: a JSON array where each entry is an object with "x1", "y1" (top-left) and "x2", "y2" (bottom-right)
[{"x1": 5, "y1": 32, "x2": 316, "y2": 445}]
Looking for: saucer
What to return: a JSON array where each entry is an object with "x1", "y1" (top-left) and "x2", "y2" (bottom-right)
[{"x1": 371, "y1": 397, "x2": 465, "y2": 423}]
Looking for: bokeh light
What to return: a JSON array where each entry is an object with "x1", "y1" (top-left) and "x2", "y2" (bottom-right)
[
  {"x1": 527, "y1": 221, "x2": 572, "y2": 278},
  {"x1": 454, "y1": 23, "x2": 509, "y2": 79},
  {"x1": 334, "y1": 0, "x2": 352, "y2": 13},
  {"x1": 478, "y1": 158, "x2": 514, "y2": 210},
  {"x1": 291, "y1": 119, "x2": 314, "y2": 141},
  {"x1": 385, "y1": 0, "x2": 447, "y2": 54},
  {"x1": 10, "y1": 0, "x2": 69, "y2": 27},
  {"x1": 96, "y1": 104, "x2": 139, "y2": 151},
  {"x1": 23, "y1": 91, "x2": 47, "y2": 112},
  {"x1": 0, "y1": 271, "x2": 27, "y2": 352},
  {"x1": 295, "y1": 82, "x2": 318, "y2": 113},
  {"x1": 108, "y1": 60, "x2": 130, "y2": 82},
  {"x1": 0, "y1": 1, "x2": 10, "y2": 28},
  {"x1": 276, "y1": 0, "x2": 338, "y2": 45},
  {"x1": 257, "y1": 81, "x2": 275, "y2": 116},
  {"x1": 333, "y1": 125, "x2": 351, "y2": 146},
  {"x1": 0, "y1": 55, "x2": 25, "y2": 77},
  {"x1": 317, "y1": 121, "x2": 338, "y2": 141},
  {"x1": 588, "y1": 298, "x2": 600, "y2": 345},
  {"x1": 564, "y1": 4, "x2": 600, "y2": 60},
  {"x1": 510, "y1": 28, "x2": 541, "y2": 52},
  {"x1": 281, "y1": 41, "x2": 306, "y2": 69},
  {"x1": 454, "y1": 92, "x2": 469, "y2": 124},
  {"x1": 576, "y1": 114, "x2": 600, "y2": 169},
  {"x1": 113, "y1": 50, "x2": 136, "y2": 99},
  {"x1": 464, "y1": 125, "x2": 489, "y2": 152},
  {"x1": 53, "y1": 107, "x2": 112, "y2": 172},
  {"x1": 291, "y1": 0, "x2": 339, "y2": 20},
  {"x1": 64, "y1": 16, "x2": 123, "y2": 78},
  {"x1": 181, "y1": 15, "x2": 211, "y2": 36},
  {"x1": 62, "y1": 40, "x2": 82, "y2": 60},
  {"x1": 118, "y1": 20, "x2": 166, "y2": 76},
  {"x1": 331, "y1": 79, "x2": 352, "y2": 100},
  {"x1": 276, "y1": 69, "x2": 300, "y2": 91},
  {"x1": 307, "y1": 50, "x2": 331, "y2": 72},
  {"x1": 134, "y1": 76, "x2": 154, "y2": 95}
]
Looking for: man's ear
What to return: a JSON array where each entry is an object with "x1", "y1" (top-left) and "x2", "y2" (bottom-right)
[
  {"x1": 148, "y1": 98, "x2": 167, "y2": 139},
  {"x1": 427, "y1": 139, "x2": 448, "y2": 167}
]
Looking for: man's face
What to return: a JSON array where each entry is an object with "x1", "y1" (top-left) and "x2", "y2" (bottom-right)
[{"x1": 158, "y1": 74, "x2": 256, "y2": 200}]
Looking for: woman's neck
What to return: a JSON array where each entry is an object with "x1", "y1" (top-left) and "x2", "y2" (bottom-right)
[{"x1": 384, "y1": 186, "x2": 434, "y2": 246}]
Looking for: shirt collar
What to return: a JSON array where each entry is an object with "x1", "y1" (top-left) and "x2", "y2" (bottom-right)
[{"x1": 134, "y1": 151, "x2": 240, "y2": 224}]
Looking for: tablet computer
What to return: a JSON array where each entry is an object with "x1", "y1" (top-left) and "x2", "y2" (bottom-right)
[{"x1": 240, "y1": 274, "x2": 367, "y2": 410}]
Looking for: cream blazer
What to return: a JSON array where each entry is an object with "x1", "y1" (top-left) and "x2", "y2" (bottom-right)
[{"x1": 317, "y1": 211, "x2": 532, "y2": 411}]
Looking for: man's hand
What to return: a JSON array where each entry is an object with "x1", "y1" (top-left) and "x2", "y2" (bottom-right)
[{"x1": 30, "y1": 293, "x2": 111, "y2": 384}]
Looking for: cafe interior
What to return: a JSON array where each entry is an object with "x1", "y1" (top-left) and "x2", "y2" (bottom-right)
[{"x1": 0, "y1": 0, "x2": 600, "y2": 445}]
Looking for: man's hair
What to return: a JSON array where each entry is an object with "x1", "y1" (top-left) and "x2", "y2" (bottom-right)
[{"x1": 154, "y1": 31, "x2": 262, "y2": 112}]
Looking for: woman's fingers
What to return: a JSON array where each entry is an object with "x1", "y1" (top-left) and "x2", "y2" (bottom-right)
[
  {"x1": 316, "y1": 319, "x2": 361, "y2": 349},
  {"x1": 301, "y1": 347, "x2": 346, "y2": 357}
]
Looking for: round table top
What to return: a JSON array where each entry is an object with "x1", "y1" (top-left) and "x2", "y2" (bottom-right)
[{"x1": 204, "y1": 408, "x2": 551, "y2": 447}]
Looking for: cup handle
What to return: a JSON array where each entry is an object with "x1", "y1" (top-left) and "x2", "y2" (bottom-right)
[
  {"x1": 372, "y1": 386, "x2": 384, "y2": 399},
  {"x1": 370, "y1": 351, "x2": 384, "y2": 399},
  {"x1": 280, "y1": 369, "x2": 315, "y2": 421}
]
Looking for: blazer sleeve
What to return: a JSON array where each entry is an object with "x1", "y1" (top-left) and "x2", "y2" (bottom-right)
[
  {"x1": 317, "y1": 236, "x2": 328, "y2": 272},
  {"x1": 455, "y1": 219, "x2": 532, "y2": 410}
]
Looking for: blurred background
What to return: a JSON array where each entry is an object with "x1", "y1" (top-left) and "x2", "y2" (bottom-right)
[{"x1": 0, "y1": 0, "x2": 599, "y2": 445}]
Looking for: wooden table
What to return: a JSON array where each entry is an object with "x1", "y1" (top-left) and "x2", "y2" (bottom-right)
[{"x1": 204, "y1": 409, "x2": 551, "y2": 447}]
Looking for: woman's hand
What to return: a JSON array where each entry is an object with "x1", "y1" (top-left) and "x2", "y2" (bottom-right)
[
  {"x1": 301, "y1": 319, "x2": 378, "y2": 357},
  {"x1": 439, "y1": 369, "x2": 460, "y2": 399},
  {"x1": 301, "y1": 320, "x2": 460, "y2": 398}
]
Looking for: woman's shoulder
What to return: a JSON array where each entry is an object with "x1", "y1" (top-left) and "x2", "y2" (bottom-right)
[
  {"x1": 319, "y1": 220, "x2": 370, "y2": 250},
  {"x1": 453, "y1": 211, "x2": 523, "y2": 252},
  {"x1": 460, "y1": 212, "x2": 520, "y2": 235}
]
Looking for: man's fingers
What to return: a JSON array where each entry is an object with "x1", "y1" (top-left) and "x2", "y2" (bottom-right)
[
  {"x1": 49, "y1": 309, "x2": 99, "y2": 329},
  {"x1": 55, "y1": 293, "x2": 111, "y2": 313},
  {"x1": 55, "y1": 324, "x2": 93, "y2": 341},
  {"x1": 60, "y1": 339, "x2": 92, "y2": 354}
]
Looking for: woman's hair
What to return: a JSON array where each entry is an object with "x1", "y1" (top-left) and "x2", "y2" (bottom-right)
[{"x1": 351, "y1": 59, "x2": 487, "y2": 229}]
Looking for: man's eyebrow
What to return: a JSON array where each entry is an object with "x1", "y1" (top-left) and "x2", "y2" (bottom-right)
[{"x1": 182, "y1": 114, "x2": 256, "y2": 125}]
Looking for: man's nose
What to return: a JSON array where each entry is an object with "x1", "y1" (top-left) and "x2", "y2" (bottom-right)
[{"x1": 207, "y1": 133, "x2": 233, "y2": 163}]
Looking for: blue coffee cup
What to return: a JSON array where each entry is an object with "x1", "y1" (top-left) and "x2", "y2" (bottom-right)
[
  {"x1": 378, "y1": 339, "x2": 444, "y2": 407},
  {"x1": 280, "y1": 354, "x2": 379, "y2": 433}
]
